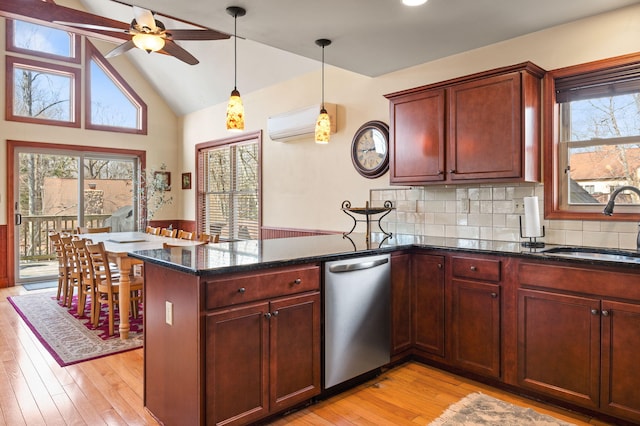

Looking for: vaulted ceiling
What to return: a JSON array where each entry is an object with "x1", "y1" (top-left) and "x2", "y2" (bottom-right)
[{"x1": 9, "y1": 0, "x2": 640, "y2": 116}]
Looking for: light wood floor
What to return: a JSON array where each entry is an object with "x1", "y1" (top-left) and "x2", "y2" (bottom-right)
[{"x1": 0, "y1": 285, "x2": 612, "y2": 426}]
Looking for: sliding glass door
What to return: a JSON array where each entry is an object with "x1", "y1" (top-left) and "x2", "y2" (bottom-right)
[{"x1": 14, "y1": 148, "x2": 140, "y2": 283}]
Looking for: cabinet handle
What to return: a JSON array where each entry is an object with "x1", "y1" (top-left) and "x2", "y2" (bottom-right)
[
  {"x1": 470, "y1": 265, "x2": 477, "y2": 271},
  {"x1": 449, "y1": 169, "x2": 456, "y2": 174},
  {"x1": 437, "y1": 263, "x2": 443, "y2": 269},
  {"x1": 238, "y1": 287, "x2": 246, "y2": 294},
  {"x1": 293, "y1": 278, "x2": 302, "y2": 285},
  {"x1": 602, "y1": 310, "x2": 610, "y2": 317},
  {"x1": 264, "y1": 312, "x2": 272, "y2": 319},
  {"x1": 591, "y1": 309, "x2": 599, "y2": 315},
  {"x1": 272, "y1": 310, "x2": 279, "y2": 317},
  {"x1": 438, "y1": 170, "x2": 444, "y2": 175},
  {"x1": 490, "y1": 292, "x2": 498, "y2": 298}
]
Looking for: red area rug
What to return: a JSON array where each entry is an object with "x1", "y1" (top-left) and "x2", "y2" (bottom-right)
[{"x1": 7, "y1": 291, "x2": 143, "y2": 367}]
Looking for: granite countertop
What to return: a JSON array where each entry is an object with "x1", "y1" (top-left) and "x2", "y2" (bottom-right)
[{"x1": 129, "y1": 232, "x2": 640, "y2": 276}]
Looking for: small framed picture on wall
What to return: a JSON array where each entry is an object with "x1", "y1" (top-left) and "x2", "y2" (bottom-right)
[
  {"x1": 182, "y1": 172, "x2": 192, "y2": 190},
  {"x1": 154, "y1": 171, "x2": 171, "y2": 191}
]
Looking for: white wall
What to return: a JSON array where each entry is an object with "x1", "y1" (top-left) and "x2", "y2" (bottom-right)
[{"x1": 181, "y1": 4, "x2": 640, "y2": 238}]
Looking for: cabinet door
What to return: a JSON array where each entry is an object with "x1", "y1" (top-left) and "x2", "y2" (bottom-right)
[
  {"x1": 270, "y1": 292, "x2": 321, "y2": 412},
  {"x1": 389, "y1": 89, "x2": 446, "y2": 184},
  {"x1": 391, "y1": 253, "x2": 412, "y2": 356},
  {"x1": 601, "y1": 300, "x2": 640, "y2": 423},
  {"x1": 450, "y1": 279, "x2": 501, "y2": 378},
  {"x1": 518, "y1": 289, "x2": 600, "y2": 409},
  {"x1": 448, "y1": 72, "x2": 521, "y2": 180},
  {"x1": 413, "y1": 253, "x2": 445, "y2": 357},
  {"x1": 206, "y1": 302, "x2": 270, "y2": 426}
]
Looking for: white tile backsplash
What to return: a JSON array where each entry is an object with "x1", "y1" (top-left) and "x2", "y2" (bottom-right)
[{"x1": 373, "y1": 184, "x2": 640, "y2": 250}]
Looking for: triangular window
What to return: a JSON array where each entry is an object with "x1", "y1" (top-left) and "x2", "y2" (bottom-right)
[{"x1": 85, "y1": 42, "x2": 147, "y2": 134}]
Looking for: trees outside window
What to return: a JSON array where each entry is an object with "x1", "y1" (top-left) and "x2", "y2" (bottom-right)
[{"x1": 197, "y1": 133, "x2": 261, "y2": 241}]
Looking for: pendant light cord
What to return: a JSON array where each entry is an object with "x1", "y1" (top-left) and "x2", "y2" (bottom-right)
[
  {"x1": 321, "y1": 45, "x2": 325, "y2": 108},
  {"x1": 233, "y1": 13, "x2": 238, "y2": 90}
]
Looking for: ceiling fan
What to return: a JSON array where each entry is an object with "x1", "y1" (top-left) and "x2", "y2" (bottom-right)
[{"x1": 55, "y1": 5, "x2": 230, "y2": 65}]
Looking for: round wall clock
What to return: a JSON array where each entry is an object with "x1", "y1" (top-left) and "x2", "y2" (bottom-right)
[{"x1": 351, "y1": 120, "x2": 389, "y2": 178}]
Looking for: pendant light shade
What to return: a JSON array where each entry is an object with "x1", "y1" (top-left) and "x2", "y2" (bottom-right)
[
  {"x1": 226, "y1": 6, "x2": 246, "y2": 132},
  {"x1": 314, "y1": 38, "x2": 332, "y2": 144}
]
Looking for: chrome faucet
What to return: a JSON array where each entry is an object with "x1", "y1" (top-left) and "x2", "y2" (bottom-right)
[{"x1": 602, "y1": 185, "x2": 640, "y2": 249}]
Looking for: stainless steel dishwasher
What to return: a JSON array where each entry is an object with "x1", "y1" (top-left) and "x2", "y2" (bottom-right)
[{"x1": 324, "y1": 253, "x2": 391, "y2": 389}]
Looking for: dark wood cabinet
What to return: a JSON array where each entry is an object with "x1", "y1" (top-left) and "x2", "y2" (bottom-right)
[
  {"x1": 448, "y1": 255, "x2": 502, "y2": 378},
  {"x1": 144, "y1": 262, "x2": 320, "y2": 426},
  {"x1": 518, "y1": 261, "x2": 640, "y2": 423},
  {"x1": 450, "y1": 279, "x2": 501, "y2": 377},
  {"x1": 391, "y1": 252, "x2": 412, "y2": 357},
  {"x1": 600, "y1": 300, "x2": 640, "y2": 422},
  {"x1": 518, "y1": 289, "x2": 600, "y2": 409},
  {"x1": 413, "y1": 252, "x2": 445, "y2": 358},
  {"x1": 206, "y1": 292, "x2": 321, "y2": 426},
  {"x1": 388, "y1": 89, "x2": 445, "y2": 184},
  {"x1": 385, "y1": 62, "x2": 544, "y2": 185}
]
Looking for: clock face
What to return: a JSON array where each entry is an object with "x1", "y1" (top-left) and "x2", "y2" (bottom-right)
[{"x1": 351, "y1": 121, "x2": 389, "y2": 178}]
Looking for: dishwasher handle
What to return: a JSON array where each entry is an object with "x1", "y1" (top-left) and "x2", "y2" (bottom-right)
[{"x1": 328, "y1": 257, "x2": 389, "y2": 273}]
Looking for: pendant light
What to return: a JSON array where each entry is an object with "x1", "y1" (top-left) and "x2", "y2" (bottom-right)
[
  {"x1": 226, "y1": 6, "x2": 246, "y2": 132},
  {"x1": 314, "y1": 38, "x2": 332, "y2": 144}
]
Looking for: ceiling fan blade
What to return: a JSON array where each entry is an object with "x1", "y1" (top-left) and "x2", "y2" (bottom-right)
[
  {"x1": 54, "y1": 21, "x2": 128, "y2": 34},
  {"x1": 166, "y1": 29, "x2": 230, "y2": 41},
  {"x1": 161, "y1": 40, "x2": 199, "y2": 65},
  {"x1": 133, "y1": 6, "x2": 156, "y2": 31},
  {"x1": 104, "y1": 40, "x2": 136, "y2": 58}
]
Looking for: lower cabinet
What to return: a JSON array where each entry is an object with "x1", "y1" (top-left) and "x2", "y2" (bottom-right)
[
  {"x1": 450, "y1": 278, "x2": 501, "y2": 377},
  {"x1": 391, "y1": 252, "x2": 413, "y2": 357},
  {"x1": 518, "y1": 261, "x2": 640, "y2": 423},
  {"x1": 206, "y1": 292, "x2": 321, "y2": 426},
  {"x1": 413, "y1": 252, "x2": 445, "y2": 358},
  {"x1": 448, "y1": 255, "x2": 502, "y2": 379}
]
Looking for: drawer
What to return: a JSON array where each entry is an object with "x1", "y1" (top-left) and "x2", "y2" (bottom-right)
[
  {"x1": 452, "y1": 256, "x2": 501, "y2": 282},
  {"x1": 205, "y1": 264, "x2": 320, "y2": 309}
]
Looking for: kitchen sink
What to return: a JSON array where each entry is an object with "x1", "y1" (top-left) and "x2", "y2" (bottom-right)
[{"x1": 541, "y1": 246, "x2": 640, "y2": 264}]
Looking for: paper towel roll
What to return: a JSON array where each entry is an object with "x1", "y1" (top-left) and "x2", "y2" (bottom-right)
[{"x1": 523, "y1": 196, "x2": 541, "y2": 238}]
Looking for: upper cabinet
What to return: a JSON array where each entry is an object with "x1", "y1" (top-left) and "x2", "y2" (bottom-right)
[{"x1": 385, "y1": 62, "x2": 545, "y2": 185}]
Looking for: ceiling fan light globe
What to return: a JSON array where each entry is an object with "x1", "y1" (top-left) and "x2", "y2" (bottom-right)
[
  {"x1": 132, "y1": 33, "x2": 165, "y2": 53},
  {"x1": 226, "y1": 89, "x2": 245, "y2": 131}
]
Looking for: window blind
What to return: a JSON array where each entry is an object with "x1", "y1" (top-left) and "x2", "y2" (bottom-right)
[
  {"x1": 555, "y1": 61, "x2": 640, "y2": 103},
  {"x1": 197, "y1": 138, "x2": 259, "y2": 241}
]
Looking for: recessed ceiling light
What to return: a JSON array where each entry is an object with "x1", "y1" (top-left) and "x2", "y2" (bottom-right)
[{"x1": 403, "y1": 0, "x2": 428, "y2": 5}]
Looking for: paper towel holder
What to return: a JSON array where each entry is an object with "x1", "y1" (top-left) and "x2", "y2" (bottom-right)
[{"x1": 519, "y1": 216, "x2": 545, "y2": 248}]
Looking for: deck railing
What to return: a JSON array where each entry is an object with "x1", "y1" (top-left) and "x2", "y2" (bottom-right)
[{"x1": 19, "y1": 214, "x2": 111, "y2": 261}]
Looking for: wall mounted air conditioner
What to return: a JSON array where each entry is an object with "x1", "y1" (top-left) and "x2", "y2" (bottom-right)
[{"x1": 267, "y1": 103, "x2": 337, "y2": 142}]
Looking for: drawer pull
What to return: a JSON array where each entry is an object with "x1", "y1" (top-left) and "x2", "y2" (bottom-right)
[
  {"x1": 490, "y1": 292, "x2": 498, "y2": 298},
  {"x1": 238, "y1": 287, "x2": 246, "y2": 294},
  {"x1": 437, "y1": 263, "x2": 443, "y2": 269},
  {"x1": 470, "y1": 266, "x2": 477, "y2": 271},
  {"x1": 591, "y1": 309, "x2": 599, "y2": 315},
  {"x1": 602, "y1": 310, "x2": 610, "y2": 317},
  {"x1": 294, "y1": 278, "x2": 302, "y2": 285}
]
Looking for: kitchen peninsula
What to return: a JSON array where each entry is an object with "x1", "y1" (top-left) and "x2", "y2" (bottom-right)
[{"x1": 131, "y1": 234, "x2": 640, "y2": 426}]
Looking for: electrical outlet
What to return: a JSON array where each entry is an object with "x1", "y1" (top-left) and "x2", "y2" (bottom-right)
[
  {"x1": 165, "y1": 301, "x2": 173, "y2": 326},
  {"x1": 459, "y1": 198, "x2": 470, "y2": 214},
  {"x1": 513, "y1": 200, "x2": 525, "y2": 214}
]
